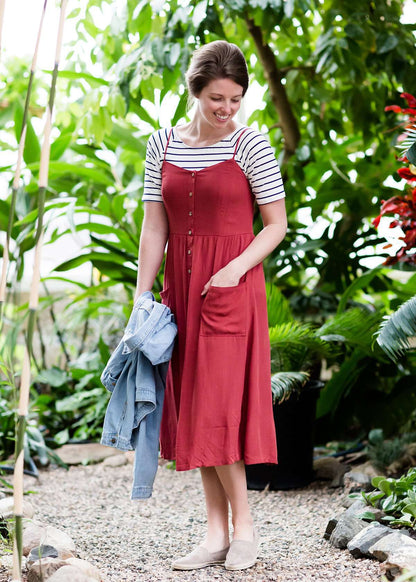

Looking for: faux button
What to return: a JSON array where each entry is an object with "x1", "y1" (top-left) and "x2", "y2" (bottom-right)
[
  {"x1": 188, "y1": 268, "x2": 191, "y2": 274},
  {"x1": 188, "y1": 229, "x2": 192, "y2": 235},
  {"x1": 189, "y1": 211, "x2": 192, "y2": 216},
  {"x1": 188, "y1": 249, "x2": 191, "y2": 255},
  {"x1": 189, "y1": 192, "x2": 193, "y2": 197}
]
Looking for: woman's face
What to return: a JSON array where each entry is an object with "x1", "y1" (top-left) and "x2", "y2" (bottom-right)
[{"x1": 196, "y1": 78, "x2": 243, "y2": 130}]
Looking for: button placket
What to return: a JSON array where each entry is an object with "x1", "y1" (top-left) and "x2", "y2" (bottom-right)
[{"x1": 187, "y1": 173, "x2": 195, "y2": 276}]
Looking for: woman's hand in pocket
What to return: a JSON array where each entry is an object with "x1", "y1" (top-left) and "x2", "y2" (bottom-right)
[{"x1": 201, "y1": 260, "x2": 245, "y2": 296}]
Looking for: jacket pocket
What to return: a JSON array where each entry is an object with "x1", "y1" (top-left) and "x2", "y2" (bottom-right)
[{"x1": 200, "y1": 282, "x2": 247, "y2": 336}]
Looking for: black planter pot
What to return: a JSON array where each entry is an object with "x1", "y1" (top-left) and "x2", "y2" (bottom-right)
[{"x1": 246, "y1": 380, "x2": 323, "y2": 490}]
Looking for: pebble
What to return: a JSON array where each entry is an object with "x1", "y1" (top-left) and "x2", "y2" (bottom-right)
[{"x1": 19, "y1": 463, "x2": 382, "y2": 581}]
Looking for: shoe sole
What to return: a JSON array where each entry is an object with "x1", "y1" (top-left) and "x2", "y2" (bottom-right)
[
  {"x1": 224, "y1": 559, "x2": 256, "y2": 571},
  {"x1": 172, "y1": 560, "x2": 226, "y2": 570}
]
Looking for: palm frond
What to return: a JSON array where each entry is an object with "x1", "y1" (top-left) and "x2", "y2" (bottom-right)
[
  {"x1": 271, "y1": 372, "x2": 310, "y2": 403},
  {"x1": 376, "y1": 295, "x2": 416, "y2": 362},
  {"x1": 318, "y1": 307, "x2": 382, "y2": 352},
  {"x1": 269, "y1": 321, "x2": 329, "y2": 372},
  {"x1": 396, "y1": 124, "x2": 416, "y2": 164},
  {"x1": 265, "y1": 282, "x2": 292, "y2": 327}
]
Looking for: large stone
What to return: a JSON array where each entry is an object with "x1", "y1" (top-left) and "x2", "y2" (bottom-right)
[
  {"x1": 27, "y1": 557, "x2": 67, "y2": 582},
  {"x1": 23, "y1": 521, "x2": 76, "y2": 558},
  {"x1": 55, "y1": 443, "x2": 120, "y2": 465},
  {"x1": 347, "y1": 522, "x2": 393, "y2": 558},
  {"x1": 368, "y1": 531, "x2": 415, "y2": 562},
  {"x1": 329, "y1": 513, "x2": 367, "y2": 549},
  {"x1": 344, "y1": 499, "x2": 368, "y2": 517},
  {"x1": 102, "y1": 454, "x2": 127, "y2": 467},
  {"x1": 65, "y1": 558, "x2": 101, "y2": 580},
  {"x1": 27, "y1": 544, "x2": 59, "y2": 566},
  {"x1": 47, "y1": 565, "x2": 97, "y2": 581},
  {"x1": 313, "y1": 457, "x2": 350, "y2": 487},
  {"x1": 382, "y1": 550, "x2": 416, "y2": 580},
  {"x1": 324, "y1": 515, "x2": 341, "y2": 540},
  {"x1": 0, "y1": 497, "x2": 35, "y2": 520}
]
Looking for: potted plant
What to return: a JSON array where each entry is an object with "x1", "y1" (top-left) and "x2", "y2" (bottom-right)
[{"x1": 246, "y1": 283, "x2": 328, "y2": 490}]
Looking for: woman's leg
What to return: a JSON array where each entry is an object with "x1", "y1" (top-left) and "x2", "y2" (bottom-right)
[
  {"x1": 199, "y1": 466, "x2": 230, "y2": 551},
  {"x1": 215, "y1": 460, "x2": 254, "y2": 540}
]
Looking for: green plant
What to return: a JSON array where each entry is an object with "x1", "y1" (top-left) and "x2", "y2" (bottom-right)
[
  {"x1": 376, "y1": 295, "x2": 416, "y2": 362},
  {"x1": 33, "y1": 338, "x2": 111, "y2": 444},
  {"x1": 366, "y1": 428, "x2": 409, "y2": 472},
  {"x1": 361, "y1": 467, "x2": 416, "y2": 528}
]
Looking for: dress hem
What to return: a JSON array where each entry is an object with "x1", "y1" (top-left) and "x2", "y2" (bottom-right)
[{"x1": 161, "y1": 454, "x2": 278, "y2": 472}]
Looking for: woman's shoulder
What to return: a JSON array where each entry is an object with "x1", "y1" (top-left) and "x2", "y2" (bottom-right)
[{"x1": 238, "y1": 126, "x2": 270, "y2": 144}]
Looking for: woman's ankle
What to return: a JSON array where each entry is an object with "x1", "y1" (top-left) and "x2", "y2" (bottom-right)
[{"x1": 232, "y1": 518, "x2": 254, "y2": 541}]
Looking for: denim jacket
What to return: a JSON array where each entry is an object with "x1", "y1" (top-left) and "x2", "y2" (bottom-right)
[{"x1": 100, "y1": 291, "x2": 177, "y2": 499}]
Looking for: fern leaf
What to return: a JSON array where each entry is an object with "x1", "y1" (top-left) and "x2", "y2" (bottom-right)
[
  {"x1": 271, "y1": 372, "x2": 310, "y2": 403},
  {"x1": 376, "y1": 296, "x2": 416, "y2": 362}
]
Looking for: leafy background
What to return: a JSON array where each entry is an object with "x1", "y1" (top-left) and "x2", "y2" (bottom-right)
[{"x1": 1, "y1": 0, "x2": 416, "y2": 465}]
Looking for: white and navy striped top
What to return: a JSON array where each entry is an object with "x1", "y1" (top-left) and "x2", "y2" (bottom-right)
[{"x1": 142, "y1": 126, "x2": 285, "y2": 205}]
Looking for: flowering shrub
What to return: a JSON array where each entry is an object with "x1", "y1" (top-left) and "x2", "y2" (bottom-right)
[{"x1": 373, "y1": 93, "x2": 416, "y2": 266}]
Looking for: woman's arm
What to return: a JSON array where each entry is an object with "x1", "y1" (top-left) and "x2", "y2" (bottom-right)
[
  {"x1": 202, "y1": 198, "x2": 287, "y2": 294},
  {"x1": 135, "y1": 202, "x2": 169, "y2": 300}
]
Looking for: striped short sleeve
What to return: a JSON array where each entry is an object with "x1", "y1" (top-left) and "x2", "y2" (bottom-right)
[
  {"x1": 142, "y1": 129, "x2": 168, "y2": 203},
  {"x1": 235, "y1": 129, "x2": 285, "y2": 205}
]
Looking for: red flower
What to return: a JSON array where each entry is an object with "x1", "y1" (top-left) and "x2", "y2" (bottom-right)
[
  {"x1": 401, "y1": 93, "x2": 416, "y2": 109},
  {"x1": 398, "y1": 168, "x2": 416, "y2": 182}
]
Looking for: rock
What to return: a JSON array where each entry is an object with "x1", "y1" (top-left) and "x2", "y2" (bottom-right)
[
  {"x1": 313, "y1": 457, "x2": 350, "y2": 487},
  {"x1": 23, "y1": 521, "x2": 76, "y2": 558},
  {"x1": 382, "y1": 550, "x2": 416, "y2": 580},
  {"x1": 55, "y1": 443, "x2": 120, "y2": 465},
  {"x1": 344, "y1": 499, "x2": 368, "y2": 517},
  {"x1": 65, "y1": 558, "x2": 101, "y2": 580},
  {"x1": 342, "y1": 498, "x2": 385, "y2": 521},
  {"x1": 27, "y1": 557, "x2": 67, "y2": 582},
  {"x1": 102, "y1": 454, "x2": 127, "y2": 467},
  {"x1": 324, "y1": 515, "x2": 340, "y2": 540},
  {"x1": 368, "y1": 531, "x2": 415, "y2": 562},
  {"x1": 345, "y1": 472, "x2": 375, "y2": 493},
  {"x1": 0, "y1": 554, "x2": 14, "y2": 571},
  {"x1": 329, "y1": 512, "x2": 368, "y2": 549},
  {"x1": 47, "y1": 565, "x2": 98, "y2": 581},
  {"x1": 0, "y1": 497, "x2": 35, "y2": 520},
  {"x1": 347, "y1": 522, "x2": 393, "y2": 558},
  {"x1": 27, "y1": 544, "x2": 59, "y2": 566}
]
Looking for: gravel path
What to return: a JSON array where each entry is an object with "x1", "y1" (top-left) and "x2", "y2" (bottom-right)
[{"x1": 14, "y1": 459, "x2": 383, "y2": 582}]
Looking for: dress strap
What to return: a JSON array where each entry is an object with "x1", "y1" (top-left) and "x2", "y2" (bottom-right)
[
  {"x1": 232, "y1": 128, "x2": 249, "y2": 159},
  {"x1": 163, "y1": 128, "x2": 173, "y2": 161}
]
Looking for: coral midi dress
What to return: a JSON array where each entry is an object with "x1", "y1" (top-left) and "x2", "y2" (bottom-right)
[{"x1": 159, "y1": 129, "x2": 278, "y2": 471}]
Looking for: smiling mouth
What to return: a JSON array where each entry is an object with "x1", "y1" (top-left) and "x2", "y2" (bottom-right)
[{"x1": 215, "y1": 114, "x2": 230, "y2": 120}]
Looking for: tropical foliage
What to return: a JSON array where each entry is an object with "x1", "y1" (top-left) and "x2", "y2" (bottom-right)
[{"x1": 1, "y1": 0, "x2": 416, "y2": 463}]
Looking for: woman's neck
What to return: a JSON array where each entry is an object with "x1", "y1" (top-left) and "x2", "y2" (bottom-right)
[{"x1": 176, "y1": 116, "x2": 240, "y2": 147}]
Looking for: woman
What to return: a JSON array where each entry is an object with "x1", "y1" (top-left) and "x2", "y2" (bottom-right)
[{"x1": 136, "y1": 40, "x2": 287, "y2": 571}]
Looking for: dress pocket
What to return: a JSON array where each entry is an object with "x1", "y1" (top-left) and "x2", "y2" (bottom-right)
[{"x1": 200, "y1": 282, "x2": 247, "y2": 336}]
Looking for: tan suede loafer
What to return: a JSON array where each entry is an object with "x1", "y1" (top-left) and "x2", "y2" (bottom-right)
[
  {"x1": 224, "y1": 529, "x2": 260, "y2": 570},
  {"x1": 172, "y1": 545, "x2": 230, "y2": 570}
]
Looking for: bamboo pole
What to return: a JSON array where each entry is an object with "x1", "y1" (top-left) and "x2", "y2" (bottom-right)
[
  {"x1": 12, "y1": 1, "x2": 68, "y2": 579},
  {"x1": 0, "y1": 0, "x2": 48, "y2": 322}
]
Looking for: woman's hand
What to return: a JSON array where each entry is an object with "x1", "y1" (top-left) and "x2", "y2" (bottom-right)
[{"x1": 201, "y1": 260, "x2": 245, "y2": 296}]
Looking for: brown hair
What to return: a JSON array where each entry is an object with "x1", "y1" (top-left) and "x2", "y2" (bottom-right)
[{"x1": 185, "y1": 41, "x2": 249, "y2": 98}]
